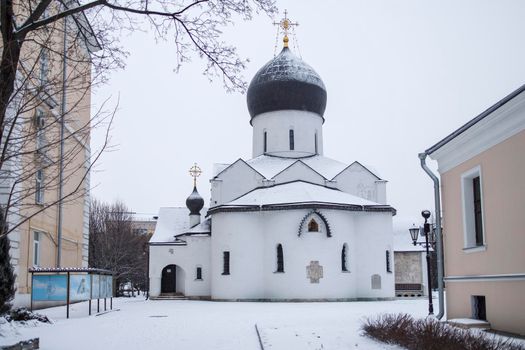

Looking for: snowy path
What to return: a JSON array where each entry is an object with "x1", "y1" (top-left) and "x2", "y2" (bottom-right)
[{"x1": 0, "y1": 297, "x2": 432, "y2": 349}]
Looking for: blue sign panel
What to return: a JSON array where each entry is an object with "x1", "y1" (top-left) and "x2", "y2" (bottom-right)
[
  {"x1": 106, "y1": 276, "x2": 113, "y2": 298},
  {"x1": 91, "y1": 274, "x2": 100, "y2": 299},
  {"x1": 32, "y1": 275, "x2": 67, "y2": 301},
  {"x1": 70, "y1": 275, "x2": 91, "y2": 301}
]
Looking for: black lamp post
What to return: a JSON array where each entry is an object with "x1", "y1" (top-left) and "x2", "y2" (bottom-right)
[{"x1": 409, "y1": 210, "x2": 436, "y2": 316}]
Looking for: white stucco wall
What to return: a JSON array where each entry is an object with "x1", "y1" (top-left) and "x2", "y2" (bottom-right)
[
  {"x1": 210, "y1": 160, "x2": 265, "y2": 207},
  {"x1": 149, "y1": 235, "x2": 211, "y2": 298},
  {"x1": 210, "y1": 209, "x2": 394, "y2": 300},
  {"x1": 252, "y1": 110, "x2": 324, "y2": 158},
  {"x1": 334, "y1": 163, "x2": 385, "y2": 203}
]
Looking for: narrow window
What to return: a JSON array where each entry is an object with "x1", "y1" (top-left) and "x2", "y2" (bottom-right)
[
  {"x1": 386, "y1": 250, "x2": 392, "y2": 273},
  {"x1": 276, "y1": 244, "x2": 284, "y2": 272},
  {"x1": 289, "y1": 129, "x2": 294, "y2": 150},
  {"x1": 196, "y1": 267, "x2": 202, "y2": 280},
  {"x1": 36, "y1": 110, "x2": 45, "y2": 151},
  {"x1": 33, "y1": 231, "x2": 40, "y2": 267},
  {"x1": 314, "y1": 132, "x2": 318, "y2": 154},
  {"x1": 222, "y1": 251, "x2": 230, "y2": 275},
  {"x1": 35, "y1": 169, "x2": 44, "y2": 204},
  {"x1": 263, "y1": 131, "x2": 267, "y2": 153},
  {"x1": 39, "y1": 49, "x2": 49, "y2": 85},
  {"x1": 341, "y1": 244, "x2": 348, "y2": 272},
  {"x1": 308, "y1": 219, "x2": 319, "y2": 232},
  {"x1": 473, "y1": 177, "x2": 483, "y2": 246}
]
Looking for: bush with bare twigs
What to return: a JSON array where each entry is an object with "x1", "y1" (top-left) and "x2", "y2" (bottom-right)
[{"x1": 361, "y1": 313, "x2": 524, "y2": 350}]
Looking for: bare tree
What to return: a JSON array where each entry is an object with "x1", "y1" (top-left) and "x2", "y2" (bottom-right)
[
  {"x1": 0, "y1": 0, "x2": 277, "y2": 239},
  {"x1": 88, "y1": 198, "x2": 149, "y2": 292}
]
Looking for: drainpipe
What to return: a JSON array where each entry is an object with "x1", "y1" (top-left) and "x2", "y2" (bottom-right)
[
  {"x1": 57, "y1": 14, "x2": 67, "y2": 267},
  {"x1": 418, "y1": 152, "x2": 444, "y2": 320}
]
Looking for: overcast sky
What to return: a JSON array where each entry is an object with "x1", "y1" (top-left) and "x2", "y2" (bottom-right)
[{"x1": 91, "y1": 0, "x2": 525, "y2": 225}]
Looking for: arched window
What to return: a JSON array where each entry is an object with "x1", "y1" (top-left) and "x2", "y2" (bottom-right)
[
  {"x1": 308, "y1": 219, "x2": 319, "y2": 232},
  {"x1": 289, "y1": 129, "x2": 295, "y2": 150},
  {"x1": 341, "y1": 244, "x2": 349, "y2": 272},
  {"x1": 385, "y1": 250, "x2": 392, "y2": 273},
  {"x1": 314, "y1": 132, "x2": 318, "y2": 154},
  {"x1": 263, "y1": 131, "x2": 268, "y2": 153},
  {"x1": 276, "y1": 244, "x2": 284, "y2": 272}
]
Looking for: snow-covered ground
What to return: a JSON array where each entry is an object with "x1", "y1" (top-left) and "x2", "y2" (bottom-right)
[{"x1": 0, "y1": 296, "x2": 501, "y2": 350}]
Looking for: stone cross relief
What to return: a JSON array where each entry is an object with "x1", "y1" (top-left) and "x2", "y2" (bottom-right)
[{"x1": 306, "y1": 261, "x2": 324, "y2": 283}]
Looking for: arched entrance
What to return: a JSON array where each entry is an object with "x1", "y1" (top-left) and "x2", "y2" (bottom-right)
[{"x1": 161, "y1": 265, "x2": 177, "y2": 293}]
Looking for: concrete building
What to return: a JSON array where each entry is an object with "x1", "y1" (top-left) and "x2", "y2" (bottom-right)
[
  {"x1": 426, "y1": 85, "x2": 525, "y2": 335},
  {"x1": 149, "y1": 38, "x2": 397, "y2": 301},
  {"x1": 1, "y1": 8, "x2": 99, "y2": 307}
]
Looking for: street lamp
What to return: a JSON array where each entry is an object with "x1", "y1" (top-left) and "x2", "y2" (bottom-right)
[{"x1": 409, "y1": 210, "x2": 436, "y2": 316}]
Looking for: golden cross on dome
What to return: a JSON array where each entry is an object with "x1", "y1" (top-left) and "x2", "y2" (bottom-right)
[
  {"x1": 273, "y1": 9, "x2": 298, "y2": 48},
  {"x1": 188, "y1": 163, "x2": 202, "y2": 186}
]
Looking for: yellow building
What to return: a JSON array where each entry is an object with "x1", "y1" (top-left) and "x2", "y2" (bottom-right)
[
  {"x1": 1, "y1": 8, "x2": 100, "y2": 307},
  {"x1": 426, "y1": 85, "x2": 525, "y2": 335}
]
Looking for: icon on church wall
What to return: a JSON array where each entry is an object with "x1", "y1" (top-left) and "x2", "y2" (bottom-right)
[{"x1": 307, "y1": 261, "x2": 323, "y2": 283}]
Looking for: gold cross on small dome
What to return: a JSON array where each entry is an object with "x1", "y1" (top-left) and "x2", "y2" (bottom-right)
[
  {"x1": 273, "y1": 10, "x2": 298, "y2": 48},
  {"x1": 189, "y1": 163, "x2": 202, "y2": 186}
]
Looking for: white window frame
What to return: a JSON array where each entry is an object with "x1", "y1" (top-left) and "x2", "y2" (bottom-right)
[
  {"x1": 35, "y1": 169, "x2": 44, "y2": 204},
  {"x1": 461, "y1": 165, "x2": 486, "y2": 251},
  {"x1": 33, "y1": 231, "x2": 41, "y2": 267}
]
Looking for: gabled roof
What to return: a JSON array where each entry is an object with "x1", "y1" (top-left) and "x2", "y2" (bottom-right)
[
  {"x1": 333, "y1": 161, "x2": 382, "y2": 181},
  {"x1": 272, "y1": 159, "x2": 327, "y2": 181},
  {"x1": 246, "y1": 154, "x2": 348, "y2": 180},
  {"x1": 212, "y1": 158, "x2": 265, "y2": 180},
  {"x1": 426, "y1": 84, "x2": 525, "y2": 155}
]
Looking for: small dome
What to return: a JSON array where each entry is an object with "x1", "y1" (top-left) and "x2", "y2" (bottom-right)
[
  {"x1": 247, "y1": 47, "x2": 327, "y2": 121},
  {"x1": 186, "y1": 186, "x2": 204, "y2": 215}
]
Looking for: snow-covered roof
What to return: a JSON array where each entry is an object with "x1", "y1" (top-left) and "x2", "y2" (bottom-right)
[
  {"x1": 223, "y1": 181, "x2": 382, "y2": 207},
  {"x1": 183, "y1": 217, "x2": 211, "y2": 235},
  {"x1": 149, "y1": 207, "x2": 189, "y2": 243},
  {"x1": 246, "y1": 155, "x2": 348, "y2": 180},
  {"x1": 149, "y1": 207, "x2": 208, "y2": 243}
]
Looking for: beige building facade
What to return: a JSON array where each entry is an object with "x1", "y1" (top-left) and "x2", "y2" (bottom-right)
[
  {"x1": 427, "y1": 85, "x2": 525, "y2": 335},
  {"x1": 1, "y1": 7, "x2": 99, "y2": 307}
]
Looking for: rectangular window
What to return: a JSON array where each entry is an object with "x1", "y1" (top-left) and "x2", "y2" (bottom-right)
[
  {"x1": 35, "y1": 169, "x2": 44, "y2": 204},
  {"x1": 386, "y1": 250, "x2": 392, "y2": 273},
  {"x1": 461, "y1": 167, "x2": 485, "y2": 249},
  {"x1": 222, "y1": 251, "x2": 230, "y2": 275},
  {"x1": 289, "y1": 129, "x2": 294, "y2": 150},
  {"x1": 314, "y1": 133, "x2": 318, "y2": 154},
  {"x1": 39, "y1": 49, "x2": 49, "y2": 85},
  {"x1": 473, "y1": 177, "x2": 483, "y2": 246},
  {"x1": 471, "y1": 295, "x2": 486, "y2": 320},
  {"x1": 263, "y1": 131, "x2": 267, "y2": 153},
  {"x1": 33, "y1": 231, "x2": 40, "y2": 267},
  {"x1": 35, "y1": 110, "x2": 46, "y2": 151},
  {"x1": 196, "y1": 267, "x2": 202, "y2": 280}
]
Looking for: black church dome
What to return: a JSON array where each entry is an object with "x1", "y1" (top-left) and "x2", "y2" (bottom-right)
[
  {"x1": 247, "y1": 47, "x2": 327, "y2": 122},
  {"x1": 186, "y1": 186, "x2": 204, "y2": 215}
]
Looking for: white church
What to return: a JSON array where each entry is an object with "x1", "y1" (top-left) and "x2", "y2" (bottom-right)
[{"x1": 149, "y1": 24, "x2": 397, "y2": 301}]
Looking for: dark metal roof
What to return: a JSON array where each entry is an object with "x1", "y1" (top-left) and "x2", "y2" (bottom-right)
[
  {"x1": 426, "y1": 84, "x2": 525, "y2": 155},
  {"x1": 247, "y1": 47, "x2": 327, "y2": 120}
]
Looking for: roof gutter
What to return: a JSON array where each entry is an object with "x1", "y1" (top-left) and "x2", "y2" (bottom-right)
[{"x1": 418, "y1": 152, "x2": 445, "y2": 320}]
